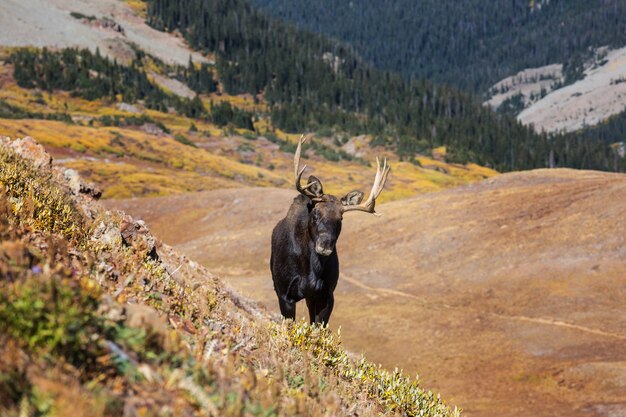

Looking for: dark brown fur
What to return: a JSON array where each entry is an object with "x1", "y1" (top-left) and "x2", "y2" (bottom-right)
[{"x1": 270, "y1": 176, "x2": 363, "y2": 324}]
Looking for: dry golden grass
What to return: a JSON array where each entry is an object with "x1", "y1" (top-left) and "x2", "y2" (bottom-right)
[
  {"x1": 0, "y1": 119, "x2": 286, "y2": 198},
  {"x1": 120, "y1": 0, "x2": 148, "y2": 18},
  {"x1": 206, "y1": 92, "x2": 268, "y2": 113},
  {"x1": 0, "y1": 58, "x2": 496, "y2": 201}
]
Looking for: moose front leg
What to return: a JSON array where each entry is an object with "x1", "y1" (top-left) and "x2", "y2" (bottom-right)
[
  {"x1": 308, "y1": 294, "x2": 334, "y2": 325},
  {"x1": 278, "y1": 296, "x2": 296, "y2": 320}
]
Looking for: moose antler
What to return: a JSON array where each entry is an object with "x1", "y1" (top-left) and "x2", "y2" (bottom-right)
[
  {"x1": 341, "y1": 156, "x2": 390, "y2": 216},
  {"x1": 294, "y1": 135, "x2": 321, "y2": 199}
]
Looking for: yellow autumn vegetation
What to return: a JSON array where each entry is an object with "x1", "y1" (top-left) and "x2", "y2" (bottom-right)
[{"x1": 0, "y1": 56, "x2": 497, "y2": 200}]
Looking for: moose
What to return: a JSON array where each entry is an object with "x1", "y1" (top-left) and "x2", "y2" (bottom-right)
[{"x1": 270, "y1": 135, "x2": 390, "y2": 324}]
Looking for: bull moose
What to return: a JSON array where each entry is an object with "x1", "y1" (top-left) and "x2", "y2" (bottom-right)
[{"x1": 270, "y1": 135, "x2": 390, "y2": 324}]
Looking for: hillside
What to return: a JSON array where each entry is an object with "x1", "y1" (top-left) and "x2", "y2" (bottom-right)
[
  {"x1": 112, "y1": 168, "x2": 626, "y2": 417},
  {"x1": 0, "y1": 136, "x2": 461, "y2": 416},
  {"x1": 251, "y1": 0, "x2": 626, "y2": 136},
  {"x1": 145, "y1": 0, "x2": 625, "y2": 173},
  {"x1": 0, "y1": 0, "x2": 501, "y2": 201},
  {"x1": 487, "y1": 45, "x2": 626, "y2": 134},
  {"x1": 0, "y1": 0, "x2": 207, "y2": 66},
  {"x1": 249, "y1": 0, "x2": 626, "y2": 93},
  {"x1": 0, "y1": 46, "x2": 496, "y2": 200},
  {"x1": 2, "y1": 2, "x2": 626, "y2": 417},
  {"x1": 0, "y1": 0, "x2": 624, "y2": 173},
  {"x1": 517, "y1": 46, "x2": 626, "y2": 133}
]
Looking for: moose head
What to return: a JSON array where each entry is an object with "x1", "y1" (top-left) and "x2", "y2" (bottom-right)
[{"x1": 293, "y1": 135, "x2": 390, "y2": 256}]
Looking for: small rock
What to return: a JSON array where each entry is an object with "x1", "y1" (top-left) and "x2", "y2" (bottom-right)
[
  {"x1": 0, "y1": 241, "x2": 34, "y2": 277},
  {"x1": 120, "y1": 215, "x2": 159, "y2": 260},
  {"x1": 97, "y1": 295, "x2": 125, "y2": 322},
  {"x1": 117, "y1": 102, "x2": 141, "y2": 114},
  {"x1": 137, "y1": 364, "x2": 160, "y2": 383},
  {"x1": 183, "y1": 320, "x2": 197, "y2": 335},
  {"x1": 9, "y1": 137, "x2": 52, "y2": 170},
  {"x1": 91, "y1": 220, "x2": 121, "y2": 247},
  {"x1": 64, "y1": 169, "x2": 102, "y2": 199},
  {"x1": 141, "y1": 123, "x2": 165, "y2": 136}
]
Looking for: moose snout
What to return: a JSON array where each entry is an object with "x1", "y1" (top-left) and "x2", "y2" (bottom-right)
[{"x1": 315, "y1": 235, "x2": 334, "y2": 256}]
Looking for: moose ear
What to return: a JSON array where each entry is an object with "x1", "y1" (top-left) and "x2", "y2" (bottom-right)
[
  {"x1": 341, "y1": 190, "x2": 364, "y2": 206},
  {"x1": 307, "y1": 175, "x2": 324, "y2": 197}
]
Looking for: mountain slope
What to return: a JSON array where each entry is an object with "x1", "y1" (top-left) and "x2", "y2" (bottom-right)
[
  {"x1": 1, "y1": 0, "x2": 624, "y2": 173},
  {"x1": 251, "y1": 0, "x2": 626, "y2": 140},
  {"x1": 112, "y1": 169, "x2": 626, "y2": 417},
  {"x1": 0, "y1": 0, "x2": 207, "y2": 66},
  {"x1": 486, "y1": 45, "x2": 626, "y2": 134},
  {"x1": 0, "y1": 45, "x2": 498, "y2": 201},
  {"x1": 144, "y1": 0, "x2": 626, "y2": 172},
  {"x1": 249, "y1": 0, "x2": 626, "y2": 93},
  {"x1": 517, "y1": 46, "x2": 626, "y2": 132},
  {"x1": 0, "y1": 136, "x2": 461, "y2": 417}
]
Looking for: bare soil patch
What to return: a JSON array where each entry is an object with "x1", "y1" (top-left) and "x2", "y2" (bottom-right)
[
  {"x1": 517, "y1": 47, "x2": 626, "y2": 132},
  {"x1": 0, "y1": 0, "x2": 207, "y2": 66}
]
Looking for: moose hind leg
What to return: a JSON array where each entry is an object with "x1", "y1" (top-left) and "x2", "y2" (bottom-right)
[{"x1": 278, "y1": 296, "x2": 296, "y2": 320}]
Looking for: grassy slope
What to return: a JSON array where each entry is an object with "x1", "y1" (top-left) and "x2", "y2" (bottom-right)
[
  {"x1": 0, "y1": 49, "x2": 497, "y2": 201},
  {"x1": 0, "y1": 137, "x2": 460, "y2": 416}
]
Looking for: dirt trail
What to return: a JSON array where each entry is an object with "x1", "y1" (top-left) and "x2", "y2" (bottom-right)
[
  {"x1": 110, "y1": 169, "x2": 626, "y2": 417},
  {"x1": 344, "y1": 273, "x2": 626, "y2": 340},
  {"x1": 341, "y1": 273, "x2": 452, "y2": 309},
  {"x1": 493, "y1": 315, "x2": 626, "y2": 341}
]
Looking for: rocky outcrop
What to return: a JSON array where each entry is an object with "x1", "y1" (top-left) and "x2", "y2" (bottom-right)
[
  {"x1": 64, "y1": 168, "x2": 102, "y2": 199},
  {"x1": 120, "y1": 214, "x2": 159, "y2": 260},
  {"x1": 6, "y1": 136, "x2": 52, "y2": 170},
  {"x1": 2, "y1": 136, "x2": 156, "y2": 261}
]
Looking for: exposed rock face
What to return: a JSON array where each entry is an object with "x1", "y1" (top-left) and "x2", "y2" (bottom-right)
[
  {"x1": 120, "y1": 215, "x2": 159, "y2": 260},
  {"x1": 140, "y1": 123, "x2": 166, "y2": 136},
  {"x1": 2, "y1": 136, "x2": 161, "y2": 261},
  {"x1": 116, "y1": 102, "x2": 141, "y2": 113},
  {"x1": 91, "y1": 217, "x2": 122, "y2": 248},
  {"x1": 64, "y1": 168, "x2": 102, "y2": 199},
  {"x1": 91, "y1": 17, "x2": 124, "y2": 34},
  {"x1": 8, "y1": 136, "x2": 52, "y2": 170},
  {"x1": 517, "y1": 47, "x2": 626, "y2": 133}
]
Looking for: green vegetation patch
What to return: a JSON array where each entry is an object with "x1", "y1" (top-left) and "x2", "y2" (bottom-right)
[
  {"x1": 70, "y1": 11, "x2": 97, "y2": 21},
  {"x1": 210, "y1": 101, "x2": 254, "y2": 130},
  {"x1": 7, "y1": 48, "x2": 208, "y2": 118},
  {"x1": 0, "y1": 99, "x2": 73, "y2": 123}
]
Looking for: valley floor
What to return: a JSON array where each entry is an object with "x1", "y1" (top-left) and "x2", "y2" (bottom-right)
[{"x1": 110, "y1": 169, "x2": 626, "y2": 417}]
